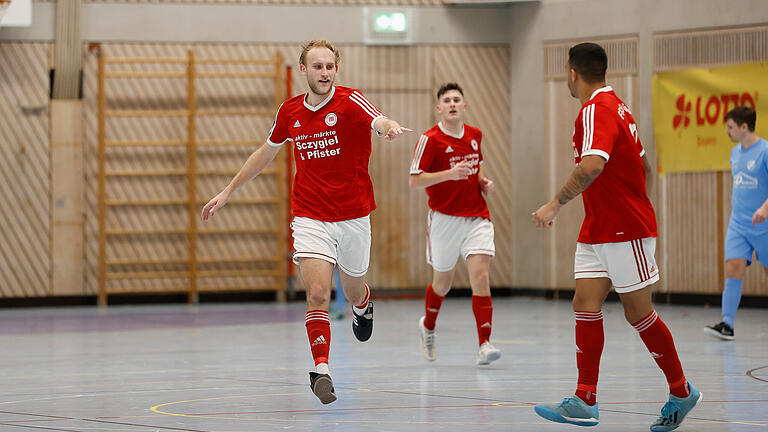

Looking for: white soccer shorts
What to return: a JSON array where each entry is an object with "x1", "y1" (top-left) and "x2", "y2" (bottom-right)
[
  {"x1": 574, "y1": 237, "x2": 660, "y2": 293},
  {"x1": 426, "y1": 210, "x2": 495, "y2": 272},
  {"x1": 291, "y1": 215, "x2": 371, "y2": 277}
]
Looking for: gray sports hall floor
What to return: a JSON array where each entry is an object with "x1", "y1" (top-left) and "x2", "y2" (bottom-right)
[{"x1": 0, "y1": 297, "x2": 765, "y2": 431}]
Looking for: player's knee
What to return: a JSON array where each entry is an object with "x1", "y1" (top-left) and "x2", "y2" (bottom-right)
[
  {"x1": 622, "y1": 304, "x2": 653, "y2": 325},
  {"x1": 345, "y1": 285, "x2": 366, "y2": 305},
  {"x1": 432, "y1": 284, "x2": 451, "y2": 296},
  {"x1": 572, "y1": 295, "x2": 600, "y2": 312},
  {"x1": 470, "y1": 269, "x2": 489, "y2": 287},
  {"x1": 724, "y1": 260, "x2": 747, "y2": 279},
  {"x1": 306, "y1": 285, "x2": 329, "y2": 306},
  {"x1": 623, "y1": 309, "x2": 635, "y2": 324}
]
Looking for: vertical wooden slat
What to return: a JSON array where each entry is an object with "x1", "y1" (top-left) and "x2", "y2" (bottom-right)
[
  {"x1": 186, "y1": 50, "x2": 198, "y2": 303},
  {"x1": 274, "y1": 51, "x2": 287, "y2": 301},
  {"x1": 97, "y1": 48, "x2": 107, "y2": 305}
]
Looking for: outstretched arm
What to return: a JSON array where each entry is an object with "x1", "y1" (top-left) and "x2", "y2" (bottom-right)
[
  {"x1": 374, "y1": 117, "x2": 413, "y2": 141},
  {"x1": 201, "y1": 142, "x2": 281, "y2": 221},
  {"x1": 532, "y1": 155, "x2": 605, "y2": 228}
]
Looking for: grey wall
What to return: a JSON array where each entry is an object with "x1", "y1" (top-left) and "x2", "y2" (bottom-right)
[{"x1": 1, "y1": 3, "x2": 514, "y2": 44}]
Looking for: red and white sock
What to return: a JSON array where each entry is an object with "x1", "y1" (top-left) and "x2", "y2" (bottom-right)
[
  {"x1": 633, "y1": 310, "x2": 689, "y2": 398},
  {"x1": 574, "y1": 311, "x2": 604, "y2": 406},
  {"x1": 305, "y1": 310, "x2": 331, "y2": 366},
  {"x1": 423, "y1": 284, "x2": 445, "y2": 331},
  {"x1": 352, "y1": 284, "x2": 371, "y2": 316},
  {"x1": 472, "y1": 295, "x2": 493, "y2": 346}
]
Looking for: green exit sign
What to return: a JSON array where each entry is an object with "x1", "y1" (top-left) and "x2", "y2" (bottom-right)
[{"x1": 374, "y1": 12, "x2": 407, "y2": 32}]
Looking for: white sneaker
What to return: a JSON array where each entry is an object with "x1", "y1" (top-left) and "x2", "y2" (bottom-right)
[
  {"x1": 476, "y1": 341, "x2": 501, "y2": 365},
  {"x1": 418, "y1": 316, "x2": 436, "y2": 361}
]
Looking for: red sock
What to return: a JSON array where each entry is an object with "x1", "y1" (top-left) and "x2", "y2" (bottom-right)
[
  {"x1": 574, "y1": 311, "x2": 604, "y2": 406},
  {"x1": 423, "y1": 284, "x2": 444, "y2": 330},
  {"x1": 633, "y1": 310, "x2": 689, "y2": 398},
  {"x1": 472, "y1": 295, "x2": 493, "y2": 346},
  {"x1": 353, "y1": 284, "x2": 371, "y2": 311},
  {"x1": 305, "y1": 310, "x2": 330, "y2": 366}
]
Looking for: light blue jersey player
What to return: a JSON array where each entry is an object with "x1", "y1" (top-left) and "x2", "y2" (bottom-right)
[{"x1": 706, "y1": 106, "x2": 768, "y2": 340}]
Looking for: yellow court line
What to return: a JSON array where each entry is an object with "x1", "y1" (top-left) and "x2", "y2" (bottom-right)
[{"x1": 151, "y1": 395, "x2": 533, "y2": 425}]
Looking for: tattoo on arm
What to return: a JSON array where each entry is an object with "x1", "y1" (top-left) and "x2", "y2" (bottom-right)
[{"x1": 555, "y1": 165, "x2": 599, "y2": 206}]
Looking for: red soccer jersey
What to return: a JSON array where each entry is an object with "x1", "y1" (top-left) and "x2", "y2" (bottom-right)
[
  {"x1": 573, "y1": 86, "x2": 657, "y2": 244},
  {"x1": 410, "y1": 123, "x2": 490, "y2": 220},
  {"x1": 267, "y1": 86, "x2": 384, "y2": 222}
]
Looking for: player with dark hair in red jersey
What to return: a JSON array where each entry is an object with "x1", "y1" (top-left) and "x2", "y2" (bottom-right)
[
  {"x1": 201, "y1": 39, "x2": 411, "y2": 405},
  {"x1": 410, "y1": 83, "x2": 501, "y2": 366},
  {"x1": 531, "y1": 42, "x2": 701, "y2": 431}
]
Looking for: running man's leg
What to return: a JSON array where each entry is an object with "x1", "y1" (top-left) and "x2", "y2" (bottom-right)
[
  {"x1": 338, "y1": 270, "x2": 368, "y2": 309},
  {"x1": 468, "y1": 253, "x2": 499, "y2": 365},
  {"x1": 533, "y1": 277, "x2": 608, "y2": 426},
  {"x1": 418, "y1": 269, "x2": 453, "y2": 362},
  {"x1": 338, "y1": 270, "x2": 374, "y2": 342},
  {"x1": 299, "y1": 258, "x2": 334, "y2": 370},
  {"x1": 623, "y1": 285, "x2": 703, "y2": 431},
  {"x1": 717, "y1": 225, "x2": 752, "y2": 331},
  {"x1": 467, "y1": 254, "x2": 493, "y2": 344},
  {"x1": 620, "y1": 285, "x2": 689, "y2": 398},
  {"x1": 333, "y1": 215, "x2": 374, "y2": 342},
  {"x1": 722, "y1": 259, "x2": 747, "y2": 328},
  {"x1": 425, "y1": 269, "x2": 454, "y2": 329},
  {"x1": 572, "y1": 277, "x2": 611, "y2": 406},
  {"x1": 298, "y1": 258, "x2": 338, "y2": 404}
]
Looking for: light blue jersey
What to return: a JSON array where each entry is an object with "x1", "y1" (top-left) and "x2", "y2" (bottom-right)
[{"x1": 729, "y1": 137, "x2": 768, "y2": 235}]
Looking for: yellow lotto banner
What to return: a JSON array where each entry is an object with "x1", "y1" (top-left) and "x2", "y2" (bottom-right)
[{"x1": 652, "y1": 62, "x2": 767, "y2": 174}]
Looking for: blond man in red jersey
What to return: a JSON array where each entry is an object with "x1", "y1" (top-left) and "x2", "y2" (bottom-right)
[{"x1": 202, "y1": 40, "x2": 411, "y2": 405}]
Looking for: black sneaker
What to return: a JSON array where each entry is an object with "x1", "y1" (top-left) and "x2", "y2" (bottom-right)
[
  {"x1": 352, "y1": 301, "x2": 373, "y2": 342},
  {"x1": 704, "y1": 321, "x2": 734, "y2": 340},
  {"x1": 309, "y1": 372, "x2": 337, "y2": 404}
]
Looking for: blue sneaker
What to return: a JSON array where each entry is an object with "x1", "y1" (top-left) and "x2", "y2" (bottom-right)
[
  {"x1": 650, "y1": 382, "x2": 702, "y2": 432},
  {"x1": 534, "y1": 396, "x2": 599, "y2": 427}
]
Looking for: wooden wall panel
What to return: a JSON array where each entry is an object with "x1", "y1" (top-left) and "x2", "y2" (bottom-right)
[
  {"x1": 81, "y1": 43, "x2": 510, "y2": 294},
  {"x1": 660, "y1": 173, "x2": 720, "y2": 294},
  {"x1": 654, "y1": 24, "x2": 768, "y2": 295},
  {"x1": 0, "y1": 42, "x2": 51, "y2": 297},
  {"x1": 83, "y1": 43, "x2": 294, "y2": 295}
]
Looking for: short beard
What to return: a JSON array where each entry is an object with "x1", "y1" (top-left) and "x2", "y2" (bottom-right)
[{"x1": 309, "y1": 79, "x2": 333, "y2": 96}]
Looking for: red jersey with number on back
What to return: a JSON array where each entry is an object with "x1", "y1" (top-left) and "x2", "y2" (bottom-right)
[
  {"x1": 573, "y1": 86, "x2": 657, "y2": 244},
  {"x1": 410, "y1": 122, "x2": 490, "y2": 220},
  {"x1": 267, "y1": 86, "x2": 384, "y2": 222}
]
